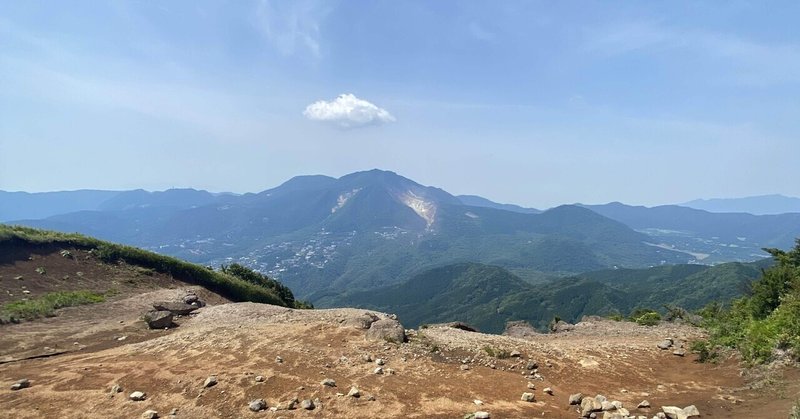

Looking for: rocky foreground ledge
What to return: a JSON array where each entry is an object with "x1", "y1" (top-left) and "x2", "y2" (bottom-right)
[{"x1": 1, "y1": 302, "x2": 797, "y2": 418}]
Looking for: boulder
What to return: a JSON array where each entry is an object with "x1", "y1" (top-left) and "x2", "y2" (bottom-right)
[
  {"x1": 474, "y1": 412, "x2": 490, "y2": 419},
  {"x1": 365, "y1": 318, "x2": 407, "y2": 343},
  {"x1": 673, "y1": 349, "x2": 686, "y2": 357},
  {"x1": 638, "y1": 400, "x2": 651, "y2": 408},
  {"x1": 581, "y1": 397, "x2": 603, "y2": 417},
  {"x1": 249, "y1": 399, "x2": 267, "y2": 412},
  {"x1": 203, "y1": 376, "x2": 217, "y2": 388},
  {"x1": 569, "y1": 393, "x2": 584, "y2": 405},
  {"x1": 347, "y1": 386, "x2": 361, "y2": 398},
  {"x1": 143, "y1": 310, "x2": 173, "y2": 329},
  {"x1": 543, "y1": 387, "x2": 554, "y2": 395},
  {"x1": 152, "y1": 301, "x2": 198, "y2": 316},
  {"x1": 321, "y1": 378, "x2": 336, "y2": 387},
  {"x1": 129, "y1": 391, "x2": 147, "y2": 401},
  {"x1": 550, "y1": 320, "x2": 575, "y2": 333},
  {"x1": 142, "y1": 410, "x2": 159, "y2": 419},
  {"x1": 657, "y1": 339, "x2": 674, "y2": 350},
  {"x1": 342, "y1": 313, "x2": 379, "y2": 330},
  {"x1": 521, "y1": 392, "x2": 535, "y2": 402},
  {"x1": 10, "y1": 379, "x2": 30, "y2": 391},
  {"x1": 662, "y1": 406, "x2": 688, "y2": 419},
  {"x1": 502, "y1": 320, "x2": 540, "y2": 337},
  {"x1": 300, "y1": 399, "x2": 315, "y2": 410},
  {"x1": 683, "y1": 405, "x2": 700, "y2": 417}
]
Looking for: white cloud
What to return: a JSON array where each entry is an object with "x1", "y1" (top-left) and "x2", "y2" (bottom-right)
[{"x1": 303, "y1": 94, "x2": 396, "y2": 128}]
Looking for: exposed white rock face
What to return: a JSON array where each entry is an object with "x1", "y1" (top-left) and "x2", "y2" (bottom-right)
[
  {"x1": 465, "y1": 212, "x2": 479, "y2": 219},
  {"x1": 401, "y1": 191, "x2": 437, "y2": 228},
  {"x1": 331, "y1": 188, "x2": 362, "y2": 213}
]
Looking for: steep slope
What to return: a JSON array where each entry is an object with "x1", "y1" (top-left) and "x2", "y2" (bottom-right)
[{"x1": 0, "y1": 226, "x2": 303, "y2": 309}]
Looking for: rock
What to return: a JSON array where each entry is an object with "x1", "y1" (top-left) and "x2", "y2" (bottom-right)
[
  {"x1": 502, "y1": 320, "x2": 540, "y2": 337},
  {"x1": 638, "y1": 400, "x2": 651, "y2": 408},
  {"x1": 129, "y1": 391, "x2": 147, "y2": 401},
  {"x1": 581, "y1": 397, "x2": 603, "y2": 417},
  {"x1": 203, "y1": 376, "x2": 217, "y2": 388},
  {"x1": 440, "y1": 321, "x2": 480, "y2": 332},
  {"x1": 300, "y1": 399, "x2": 315, "y2": 410},
  {"x1": 142, "y1": 410, "x2": 159, "y2": 419},
  {"x1": 375, "y1": 358, "x2": 386, "y2": 366},
  {"x1": 276, "y1": 399, "x2": 298, "y2": 410},
  {"x1": 550, "y1": 320, "x2": 575, "y2": 333},
  {"x1": 543, "y1": 387, "x2": 553, "y2": 395},
  {"x1": 673, "y1": 349, "x2": 686, "y2": 357},
  {"x1": 152, "y1": 301, "x2": 198, "y2": 315},
  {"x1": 662, "y1": 406, "x2": 688, "y2": 419},
  {"x1": 601, "y1": 401, "x2": 615, "y2": 411},
  {"x1": 611, "y1": 400, "x2": 623, "y2": 410},
  {"x1": 169, "y1": 408, "x2": 178, "y2": 416},
  {"x1": 521, "y1": 392, "x2": 535, "y2": 402},
  {"x1": 255, "y1": 375, "x2": 265, "y2": 382},
  {"x1": 657, "y1": 339, "x2": 674, "y2": 350},
  {"x1": 474, "y1": 412, "x2": 490, "y2": 419},
  {"x1": 460, "y1": 364, "x2": 470, "y2": 371},
  {"x1": 683, "y1": 405, "x2": 700, "y2": 417},
  {"x1": 527, "y1": 383, "x2": 536, "y2": 390},
  {"x1": 111, "y1": 384, "x2": 123, "y2": 394},
  {"x1": 365, "y1": 318, "x2": 407, "y2": 343},
  {"x1": 347, "y1": 386, "x2": 361, "y2": 397},
  {"x1": 374, "y1": 367, "x2": 384, "y2": 375},
  {"x1": 183, "y1": 293, "x2": 200, "y2": 305},
  {"x1": 321, "y1": 378, "x2": 336, "y2": 387},
  {"x1": 275, "y1": 356, "x2": 283, "y2": 363},
  {"x1": 342, "y1": 312, "x2": 379, "y2": 329},
  {"x1": 361, "y1": 354, "x2": 373, "y2": 363},
  {"x1": 525, "y1": 360, "x2": 538, "y2": 370},
  {"x1": 10, "y1": 379, "x2": 30, "y2": 391},
  {"x1": 601, "y1": 412, "x2": 625, "y2": 419},
  {"x1": 510, "y1": 350, "x2": 522, "y2": 358},
  {"x1": 143, "y1": 310, "x2": 173, "y2": 329},
  {"x1": 474, "y1": 400, "x2": 483, "y2": 405},
  {"x1": 249, "y1": 399, "x2": 267, "y2": 412},
  {"x1": 569, "y1": 393, "x2": 584, "y2": 405}
]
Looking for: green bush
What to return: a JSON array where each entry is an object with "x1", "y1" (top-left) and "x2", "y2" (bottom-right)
[
  {"x1": 689, "y1": 339, "x2": 719, "y2": 363},
  {"x1": 699, "y1": 239, "x2": 800, "y2": 364},
  {"x1": 635, "y1": 312, "x2": 661, "y2": 326}
]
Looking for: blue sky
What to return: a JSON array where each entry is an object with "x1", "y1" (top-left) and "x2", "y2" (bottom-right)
[{"x1": 1, "y1": 1, "x2": 798, "y2": 208}]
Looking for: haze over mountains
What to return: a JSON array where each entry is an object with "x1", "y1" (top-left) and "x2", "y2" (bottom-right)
[{"x1": 3, "y1": 169, "x2": 800, "y2": 310}]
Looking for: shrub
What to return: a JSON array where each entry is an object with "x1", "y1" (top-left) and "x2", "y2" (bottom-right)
[
  {"x1": 689, "y1": 339, "x2": 719, "y2": 363},
  {"x1": 635, "y1": 312, "x2": 661, "y2": 326},
  {"x1": 483, "y1": 346, "x2": 511, "y2": 359}
]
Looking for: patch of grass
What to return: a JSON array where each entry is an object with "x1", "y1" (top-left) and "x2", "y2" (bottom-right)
[
  {"x1": 1, "y1": 290, "x2": 105, "y2": 322},
  {"x1": 483, "y1": 346, "x2": 511, "y2": 359}
]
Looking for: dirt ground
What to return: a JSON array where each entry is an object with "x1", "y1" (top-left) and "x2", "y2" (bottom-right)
[{"x1": 1, "y1": 247, "x2": 799, "y2": 418}]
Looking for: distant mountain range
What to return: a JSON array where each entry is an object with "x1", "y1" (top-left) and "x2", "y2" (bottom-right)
[
  {"x1": 2, "y1": 170, "x2": 799, "y2": 303},
  {"x1": 681, "y1": 194, "x2": 800, "y2": 215}
]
